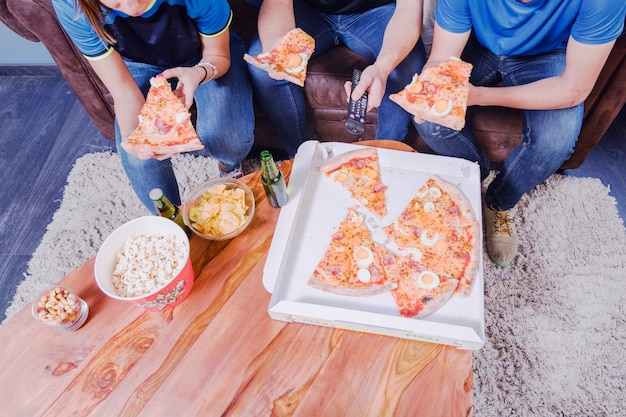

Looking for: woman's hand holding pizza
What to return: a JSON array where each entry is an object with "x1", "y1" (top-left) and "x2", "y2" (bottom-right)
[
  {"x1": 160, "y1": 66, "x2": 204, "y2": 109},
  {"x1": 122, "y1": 75, "x2": 204, "y2": 160}
]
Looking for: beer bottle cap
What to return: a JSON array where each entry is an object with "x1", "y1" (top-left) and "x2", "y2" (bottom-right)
[{"x1": 149, "y1": 188, "x2": 164, "y2": 201}]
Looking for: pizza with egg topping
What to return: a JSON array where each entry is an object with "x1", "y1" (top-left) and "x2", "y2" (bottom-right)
[
  {"x1": 390, "y1": 57, "x2": 472, "y2": 131},
  {"x1": 383, "y1": 175, "x2": 480, "y2": 297},
  {"x1": 319, "y1": 147, "x2": 388, "y2": 218},
  {"x1": 244, "y1": 28, "x2": 315, "y2": 87},
  {"x1": 308, "y1": 207, "x2": 397, "y2": 296},
  {"x1": 122, "y1": 75, "x2": 204, "y2": 160},
  {"x1": 383, "y1": 254, "x2": 460, "y2": 318}
]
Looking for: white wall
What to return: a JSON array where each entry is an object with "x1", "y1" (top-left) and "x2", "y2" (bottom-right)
[{"x1": 0, "y1": 22, "x2": 54, "y2": 65}]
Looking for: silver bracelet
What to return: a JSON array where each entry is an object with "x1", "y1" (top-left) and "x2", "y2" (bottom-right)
[{"x1": 195, "y1": 61, "x2": 218, "y2": 83}]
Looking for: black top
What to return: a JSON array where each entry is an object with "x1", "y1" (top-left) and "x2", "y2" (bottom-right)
[{"x1": 303, "y1": 0, "x2": 393, "y2": 14}]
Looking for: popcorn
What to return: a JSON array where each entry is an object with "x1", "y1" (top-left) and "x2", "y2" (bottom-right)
[{"x1": 111, "y1": 233, "x2": 187, "y2": 297}]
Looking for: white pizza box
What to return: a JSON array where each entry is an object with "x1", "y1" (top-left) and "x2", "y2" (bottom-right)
[{"x1": 263, "y1": 140, "x2": 485, "y2": 350}]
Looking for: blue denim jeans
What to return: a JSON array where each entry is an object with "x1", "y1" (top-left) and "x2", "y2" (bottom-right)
[
  {"x1": 115, "y1": 33, "x2": 254, "y2": 212},
  {"x1": 247, "y1": 0, "x2": 426, "y2": 157},
  {"x1": 414, "y1": 36, "x2": 582, "y2": 211}
]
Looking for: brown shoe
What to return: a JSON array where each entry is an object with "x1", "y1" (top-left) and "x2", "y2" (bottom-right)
[{"x1": 483, "y1": 204, "x2": 518, "y2": 266}]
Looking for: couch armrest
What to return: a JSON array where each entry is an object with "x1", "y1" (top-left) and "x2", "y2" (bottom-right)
[
  {"x1": 0, "y1": 0, "x2": 38, "y2": 41},
  {"x1": 563, "y1": 32, "x2": 626, "y2": 169},
  {"x1": 5, "y1": 0, "x2": 115, "y2": 139}
]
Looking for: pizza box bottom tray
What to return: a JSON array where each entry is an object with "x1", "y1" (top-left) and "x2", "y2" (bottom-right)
[{"x1": 263, "y1": 140, "x2": 485, "y2": 350}]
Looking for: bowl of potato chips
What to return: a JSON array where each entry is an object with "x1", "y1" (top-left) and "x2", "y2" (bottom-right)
[{"x1": 182, "y1": 178, "x2": 255, "y2": 240}]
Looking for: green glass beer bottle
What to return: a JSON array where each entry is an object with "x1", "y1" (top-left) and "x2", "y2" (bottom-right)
[
  {"x1": 149, "y1": 188, "x2": 192, "y2": 237},
  {"x1": 260, "y1": 150, "x2": 289, "y2": 208}
]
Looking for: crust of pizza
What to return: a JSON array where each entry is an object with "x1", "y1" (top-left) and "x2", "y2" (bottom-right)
[
  {"x1": 319, "y1": 147, "x2": 376, "y2": 173},
  {"x1": 307, "y1": 207, "x2": 396, "y2": 296},
  {"x1": 390, "y1": 57, "x2": 472, "y2": 131},
  {"x1": 243, "y1": 28, "x2": 315, "y2": 87},
  {"x1": 319, "y1": 148, "x2": 388, "y2": 218},
  {"x1": 123, "y1": 75, "x2": 204, "y2": 159}
]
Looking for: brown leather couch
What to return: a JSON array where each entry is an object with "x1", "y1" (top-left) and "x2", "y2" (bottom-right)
[{"x1": 2, "y1": 0, "x2": 625, "y2": 169}]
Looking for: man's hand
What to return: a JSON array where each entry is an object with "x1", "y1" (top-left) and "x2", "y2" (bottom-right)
[{"x1": 343, "y1": 65, "x2": 388, "y2": 111}]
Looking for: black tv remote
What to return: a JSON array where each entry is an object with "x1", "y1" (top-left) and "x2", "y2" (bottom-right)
[{"x1": 346, "y1": 68, "x2": 367, "y2": 135}]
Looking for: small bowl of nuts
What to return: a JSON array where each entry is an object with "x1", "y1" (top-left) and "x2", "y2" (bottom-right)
[{"x1": 32, "y1": 286, "x2": 89, "y2": 332}]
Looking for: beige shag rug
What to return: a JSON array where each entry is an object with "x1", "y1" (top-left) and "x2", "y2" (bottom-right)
[{"x1": 4, "y1": 151, "x2": 626, "y2": 416}]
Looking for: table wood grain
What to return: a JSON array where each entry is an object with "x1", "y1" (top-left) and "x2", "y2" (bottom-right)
[{"x1": 0, "y1": 141, "x2": 473, "y2": 417}]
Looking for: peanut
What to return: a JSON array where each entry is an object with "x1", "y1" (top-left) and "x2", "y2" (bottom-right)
[{"x1": 35, "y1": 287, "x2": 82, "y2": 327}]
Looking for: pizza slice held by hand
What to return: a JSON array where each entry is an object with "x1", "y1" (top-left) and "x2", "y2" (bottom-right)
[
  {"x1": 244, "y1": 28, "x2": 315, "y2": 87},
  {"x1": 319, "y1": 147, "x2": 388, "y2": 218},
  {"x1": 308, "y1": 207, "x2": 397, "y2": 296},
  {"x1": 122, "y1": 75, "x2": 204, "y2": 160},
  {"x1": 390, "y1": 57, "x2": 472, "y2": 131}
]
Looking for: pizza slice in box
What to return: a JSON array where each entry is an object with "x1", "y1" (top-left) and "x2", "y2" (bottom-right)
[
  {"x1": 383, "y1": 175, "x2": 480, "y2": 297},
  {"x1": 319, "y1": 147, "x2": 388, "y2": 218},
  {"x1": 383, "y1": 254, "x2": 459, "y2": 319},
  {"x1": 390, "y1": 57, "x2": 472, "y2": 131},
  {"x1": 244, "y1": 28, "x2": 315, "y2": 87},
  {"x1": 308, "y1": 207, "x2": 397, "y2": 296},
  {"x1": 122, "y1": 75, "x2": 204, "y2": 160}
]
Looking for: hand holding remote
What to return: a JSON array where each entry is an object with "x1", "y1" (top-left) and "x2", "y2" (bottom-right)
[{"x1": 345, "y1": 68, "x2": 368, "y2": 135}]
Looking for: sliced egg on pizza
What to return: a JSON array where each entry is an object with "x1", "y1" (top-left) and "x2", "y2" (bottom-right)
[
  {"x1": 420, "y1": 229, "x2": 439, "y2": 246},
  {"x1": 402, "y1": 247, "x2": 423, "y2": 261},
  {"x1": 285, "y1": 52, "x2": 309, "y2": 75},
  {"x1": 357, "y1": 268, "x2": 371, "y2": 283},
  {"x1": 429, "y1": 186, "x2": 442, "y2": 198},
  {"x1": 354, "y1": 246, "x2": 374, "y2": 268},
  {"x1": 430, "y1": 99, "x2": 453, "y2": 117},
  {"x1": 415, "y1": 183, "x2": 429, "y2": 198},
  {"x1": 334, "y1": 169, "x2": 350, "y2": 182},
  {"x1": 415, "y1": 271, "x2": 440, "y2": 289}
]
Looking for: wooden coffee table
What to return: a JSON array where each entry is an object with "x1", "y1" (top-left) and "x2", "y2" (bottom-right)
[{"x1": 0, "y1": 141, "x2": 473, "y2": 417}]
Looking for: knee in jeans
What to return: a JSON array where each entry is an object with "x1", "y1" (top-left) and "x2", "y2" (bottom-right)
[{"x1": 416, "y1": 121, "x2": 455, "y2": 141}]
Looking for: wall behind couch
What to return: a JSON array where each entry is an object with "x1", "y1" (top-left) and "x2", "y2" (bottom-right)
[{"x1": 0, "y1": 22, "x2": 54, "y2": 65}]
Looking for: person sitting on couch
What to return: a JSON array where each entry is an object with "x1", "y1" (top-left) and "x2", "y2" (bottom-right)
[
  {"x1": 413, "y1": 0, "x2": 626, "y2": 267},
  {"x1": 245, "y1": 0, "x2": 427, "y2": 157},
  {"x1": 51, "y1": 0, "x2": 255, "y2": 211}
]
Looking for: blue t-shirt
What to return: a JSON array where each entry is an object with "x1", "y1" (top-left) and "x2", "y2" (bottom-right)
[
  {"x1": 52, "y1": 0, "x2": 232, "y2": 66},
  {"x1": 436, "y1": 0, "x2": 626, "y2": 56}
]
